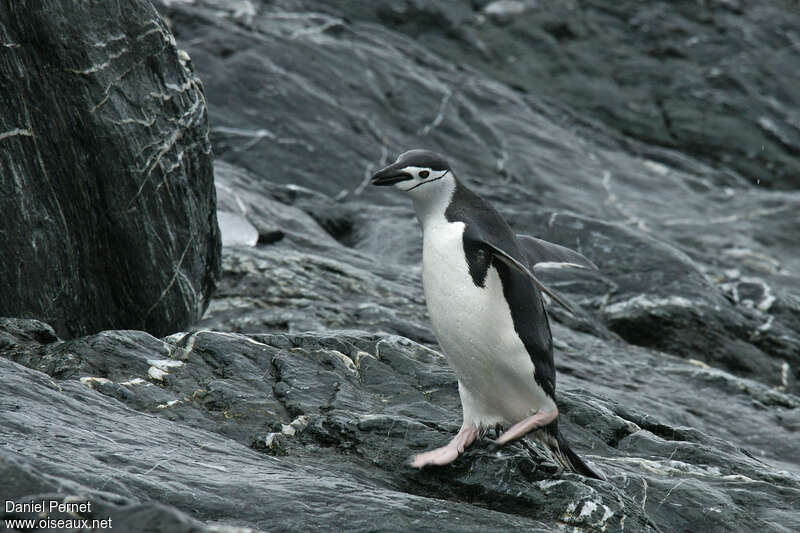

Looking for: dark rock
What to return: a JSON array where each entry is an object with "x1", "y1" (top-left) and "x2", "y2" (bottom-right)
[
  {"x1": 149, "y1": 0, "x2": 800, "y2": 529},
  {"x1": 0, "y1": 0, "x2": 220, "y2": 339},
  {"x1": 516, "y1": 211, "x2": 800, "y2": 390},
  {"x1": 3, "y1": 322, "x2": 800, "y2": 532},
  {"x1": 3, "y1": 0, "x2": 800, "y2": 531},
  {"x1": 379, "y1": 0, "x2": 800, "y2": 189},
  {"x1": 161, "y1": 0, "x2": 800, "y2": 189},
  {"x1": 152, "y1": 0, "x2": 800, "y2": 393},
  {"x1": 0, "y1": 318, "x2": 60, "y2": 350}
]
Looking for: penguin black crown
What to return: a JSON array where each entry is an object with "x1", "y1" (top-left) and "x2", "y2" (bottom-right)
[{"x1": 371, "y1": 149, "x2": 602, "y2": 479}]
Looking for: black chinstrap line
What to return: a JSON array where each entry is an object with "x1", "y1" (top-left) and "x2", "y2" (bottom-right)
[{"x1": 403, "y1": 169, "x2": 450, "y2": 191}]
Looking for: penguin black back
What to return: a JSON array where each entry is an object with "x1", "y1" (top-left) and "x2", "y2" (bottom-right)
[{"x1": 445, "y1": 180, "x2": 556, "y2": 397}]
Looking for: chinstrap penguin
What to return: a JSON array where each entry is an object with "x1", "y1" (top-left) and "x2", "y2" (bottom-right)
[{"x1": 371, "y1": 149, "x2": 602, "y2": 479}]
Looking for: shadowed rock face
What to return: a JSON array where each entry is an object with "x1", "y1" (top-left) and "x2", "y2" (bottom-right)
[
  {"x1": 0, "y1": 0, "x2": 220, "y2": 339},
  {"x1": 3, "y1": 0, "x2": 800, "y2": 532}
]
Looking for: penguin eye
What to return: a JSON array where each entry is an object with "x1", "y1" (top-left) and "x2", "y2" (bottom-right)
[{"x1": 419, "y1": 170, "x2": 429, "y2": 179}]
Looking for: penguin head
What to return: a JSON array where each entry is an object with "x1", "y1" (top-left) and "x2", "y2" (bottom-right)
[{"x1": 370, "y1": 149, "x2": 453, "y2": 200}]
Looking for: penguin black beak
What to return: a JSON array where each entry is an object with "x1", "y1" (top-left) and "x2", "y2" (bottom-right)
[{"x1": 370, "y1": 164, "x2": 412, "y2": 186}]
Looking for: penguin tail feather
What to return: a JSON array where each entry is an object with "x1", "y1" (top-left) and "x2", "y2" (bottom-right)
[{"x1": 543, "y1": 422, "x2": 604, "y2": 481}]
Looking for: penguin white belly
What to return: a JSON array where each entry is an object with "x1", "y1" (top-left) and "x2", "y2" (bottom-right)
[{"x1": 421, "y1": 218, "x2": 555, "y2": 429}]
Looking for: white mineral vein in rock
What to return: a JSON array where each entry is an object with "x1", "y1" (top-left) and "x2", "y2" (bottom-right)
[
  {"x1": 643, "y1": 160, "x2": 670, "y2": 175},
  {"x1": 147, "y1": 359, "x2": 185, "y2": 370},
  {"x1": 605, "y1": 294, "x2": 695, "y2": 315},
  {"x1": 330, "y1": 350, "x2": 357, "y2": 374},
  {"x1": 484, "y1": 0, "x2": 530, "y2": 17},
  {"x1": 79, "y1": 376, "x2": 112, "y2": 388},
  {"x1": 418, "y1": 87, "x2": 452, "y2": 136},
  {"x1": 0, "y1": 128, "x2": 33, "y2": 141},
  {"x1": 148, "y1": 367, "x2": 167, "y2": 381}
]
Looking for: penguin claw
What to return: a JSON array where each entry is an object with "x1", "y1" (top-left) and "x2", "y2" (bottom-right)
[{"x1": 484, "y1": 439, "x2": 502, "y2": 454}]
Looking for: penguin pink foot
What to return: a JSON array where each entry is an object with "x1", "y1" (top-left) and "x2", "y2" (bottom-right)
[
  {"x1": 495, "y1": 408, "x2": 559, "y2": 445},
  {"x1": 410, "y1": 425, "x2": 478, "y2": 468}
]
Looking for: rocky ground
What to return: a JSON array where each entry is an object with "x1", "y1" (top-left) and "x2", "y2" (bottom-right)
[{"x1": 2, "y1": 1, "x2": 800, "y2": 532}]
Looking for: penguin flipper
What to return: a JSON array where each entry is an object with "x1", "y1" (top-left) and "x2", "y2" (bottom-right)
[
  {"x1": 464, "y1": 229, "x2": 577, "y2": 315},
  {"x1": 516, "y1": 234, "x2": 598, "y2": 271}
]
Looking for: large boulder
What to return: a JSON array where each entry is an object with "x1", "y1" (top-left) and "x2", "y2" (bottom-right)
[{"x1": 0, "y1": 0, "x2": 220, "y2": 338}]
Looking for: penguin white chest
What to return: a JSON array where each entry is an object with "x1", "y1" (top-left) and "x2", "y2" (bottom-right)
[
  {"x1": 421, "y1": 220, "x2": 510, "y2": 348},
  {"x1": 421, "y1": 217, "x2": 551, "y2": 426}
]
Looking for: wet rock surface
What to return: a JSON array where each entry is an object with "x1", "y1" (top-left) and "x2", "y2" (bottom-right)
[
  {"x1": 3, "y1": 0, "x2": 800, "y2": 532},
  {"x1": 154, "y1": 0, "x2": 800, "y2": 391},
  {"x1": 3, "y1": 321, "x2": 799, "y2": 532},
  {"x1": 0, "y1": 0, "x2": 220, "y2": 339}
]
